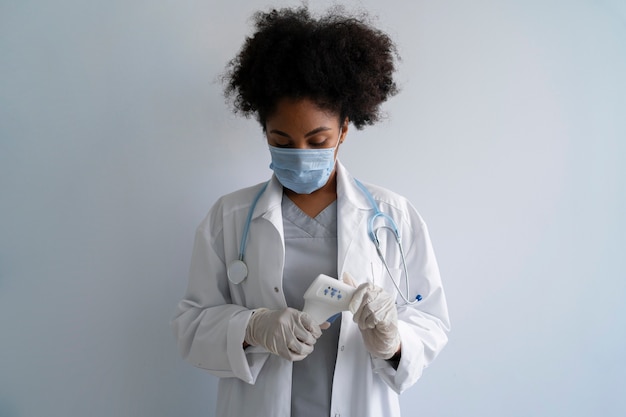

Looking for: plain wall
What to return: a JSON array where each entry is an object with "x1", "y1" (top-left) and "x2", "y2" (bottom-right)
[{"x1": 1, "y1": 0, "x2": 625, "y2": 416}]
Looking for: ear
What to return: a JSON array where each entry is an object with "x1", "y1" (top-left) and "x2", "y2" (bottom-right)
[{"x1": 340, "y1": 117, "x2": 349, "y2": 143}]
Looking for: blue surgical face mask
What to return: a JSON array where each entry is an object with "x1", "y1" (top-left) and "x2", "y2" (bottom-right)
[{"x1": 268, "y1": 132, "x2": 341, "y2": 194}]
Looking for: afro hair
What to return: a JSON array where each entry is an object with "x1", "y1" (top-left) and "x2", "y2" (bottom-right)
[{"x1": 223, "y1": 6, "x2": 400, "y2": 129}]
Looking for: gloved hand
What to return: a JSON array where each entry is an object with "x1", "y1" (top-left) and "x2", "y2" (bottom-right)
[
  {"x1": 344, "y1": 273, "x2": 401, "y2": 360},
  {"x1": 244, "y1": 307, "x2": 323, "y2": 361}
]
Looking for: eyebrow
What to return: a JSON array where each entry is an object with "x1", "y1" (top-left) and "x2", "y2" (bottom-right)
[{"x1": 269, "y1": 126, "x2": 333, "y2": 138}]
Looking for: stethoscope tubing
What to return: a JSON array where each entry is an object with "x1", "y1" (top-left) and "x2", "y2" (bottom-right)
[
  {"x1": 237, "y1": 181, "x2": 269, "y2": 262},
  {"x1": 228, "y1": 178, "x2": 417, "y2": 305}
]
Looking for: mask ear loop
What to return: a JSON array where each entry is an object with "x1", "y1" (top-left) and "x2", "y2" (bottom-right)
[{"x1": 335, "y1": 128, "x2": 343, "y2": 153}]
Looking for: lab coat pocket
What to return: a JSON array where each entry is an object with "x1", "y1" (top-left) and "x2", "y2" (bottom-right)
[{"x1": 243, "y1": 345, "x2": 272, "y2": 383}]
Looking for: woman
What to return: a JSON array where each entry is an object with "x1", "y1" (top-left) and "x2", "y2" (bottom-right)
[{"x1": 172, "y1": 6, "x2": 450, "y2": 417}]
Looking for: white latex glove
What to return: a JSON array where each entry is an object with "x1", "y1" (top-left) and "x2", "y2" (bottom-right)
[
  {"x1": 344, "y1": 273, "x2": 401, "y2": 360},
  {"x1": 244, "y1": 307, "x2": 323, "y2": 361}
]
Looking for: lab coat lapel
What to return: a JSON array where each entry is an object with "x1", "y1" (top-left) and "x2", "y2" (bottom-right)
[
  {"x1": 249, "y1": 164, "x2": 372, "y2": 281},
  {"x1": 250, "y1": 175, "x2": 284, "y2": 230},
  {"x1": 244, "y1": 176, "x2": 286, "y2": 308},
  {"x1": 336, "y1": 161, "x2": 371, "y2": 278},
  {"x1": 252, "y1": 176, "x2": 283, "y2": 224}
]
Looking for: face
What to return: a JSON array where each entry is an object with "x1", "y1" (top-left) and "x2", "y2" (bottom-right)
[{"x1": 265, "y1": 97, "x2": 348, "y2": 152}]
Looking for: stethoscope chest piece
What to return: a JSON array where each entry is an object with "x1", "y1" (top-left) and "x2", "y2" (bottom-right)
[{"x1": 227, "y1": 260, "x2": 248, "y2": 284}]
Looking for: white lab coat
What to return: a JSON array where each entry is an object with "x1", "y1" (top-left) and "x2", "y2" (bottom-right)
[{"x1": 172, "y1": 161, "x2": 450, "y2": 417}]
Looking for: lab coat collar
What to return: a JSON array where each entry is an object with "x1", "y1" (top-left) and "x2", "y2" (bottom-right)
[
  {"x1": 250, "y1": 159, "x2": 371, "y2": 220},
  {"x1": 335, "y1": 160, "x2": 372, "y2": 277},
  {"x1": 251, "y1": 175, "x2": 283, "y2": 224},
  {"x1": 247, "y1": 159, "x2": 373, "y2": 280},
  {"x1": 336, "y1": 160, "x2": 372, "y2": 211}
]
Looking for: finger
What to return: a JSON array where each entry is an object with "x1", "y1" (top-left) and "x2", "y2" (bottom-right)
[
  {"x1": 349, "y1": 283, "x2": 373, "y2": 314},
  {"x1": 293, "y1": 322, "x2": 319, "y2": 345},
  {"x1": 289, "y1": 353, "x2": 308, "y2": 361},
  {"x1": 284, "y1": 345, "x2": 308, "y2": 361},
  {"x1": 287, "y1": 338, "x2": 314, "y2": 357},
  {"x1": 342, "y1": 271, "x2": 357, "y2": 287},
  {"x1": 362, "y1": 330, "x2": 397, "y2": 359},
  {"x1": 353, "y1": 287, "x2": 381, "y2": 329},
  {"x1": 299, "y1": 312, "x2": 322, "y2": 339},
  {"x1": 356, "y1": 305, "x2": 378, "y2": 329},
  {"x1": 359, "y1": 285, "x2": 396, "y2": 327},
  {"x1": 288, "y1": 350, "x2": 309, "y2": 361},
  {"x1": 367, "y1": 291, "x2": 396, "y2": 325}
]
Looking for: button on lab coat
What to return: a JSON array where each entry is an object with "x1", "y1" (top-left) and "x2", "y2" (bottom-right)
[{"x1": 172, "y1": 161, "x2": 450, "y2": 417}]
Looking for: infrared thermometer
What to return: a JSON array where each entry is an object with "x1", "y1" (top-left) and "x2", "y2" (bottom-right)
[{"x1": 302, "y1": 274, "x2": 356, "y2": 325}]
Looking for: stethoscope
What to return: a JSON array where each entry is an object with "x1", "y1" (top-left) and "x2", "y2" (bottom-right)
[{"x1": 226, "y1": 179, "x2": 418, "y2": 305}]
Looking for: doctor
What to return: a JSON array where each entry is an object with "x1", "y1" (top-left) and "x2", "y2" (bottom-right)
[{"x1": 172, "y1": 6, "x2": 450, "y2": 417}]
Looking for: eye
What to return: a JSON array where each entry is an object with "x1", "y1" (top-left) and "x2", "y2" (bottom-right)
[
  {"x1": 268, "y1": 136, "x2": 291, "y2": 147},
  {"x1": 308, "y1": 137, "x2": 331, "y2": 147}
]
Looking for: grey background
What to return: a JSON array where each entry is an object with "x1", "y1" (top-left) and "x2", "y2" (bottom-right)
[{"x1": 1, "y1": 0, "x2": 625, "y2": 416}]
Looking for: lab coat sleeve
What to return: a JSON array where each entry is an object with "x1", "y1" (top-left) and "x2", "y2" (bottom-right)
[
  {"x1": 371, "y1": 208, "x2": 450, "y2": 394},
  {"x1": 171, "y1": 208, "x2": 270, "y2": 384}
]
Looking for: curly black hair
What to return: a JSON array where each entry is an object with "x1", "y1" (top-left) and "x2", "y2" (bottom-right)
[{"x1": 223, "y1": 6, "x2": 400, "y2": 130}]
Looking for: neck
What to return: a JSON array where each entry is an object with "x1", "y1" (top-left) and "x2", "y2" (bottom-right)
[{"x1": 284, "y1": 170, "x2": 338, "y2": 218}]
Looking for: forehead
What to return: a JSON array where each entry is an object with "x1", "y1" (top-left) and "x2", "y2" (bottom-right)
[{"x1": 265, "y1": 97, "x2": 340, "y2": 131}]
